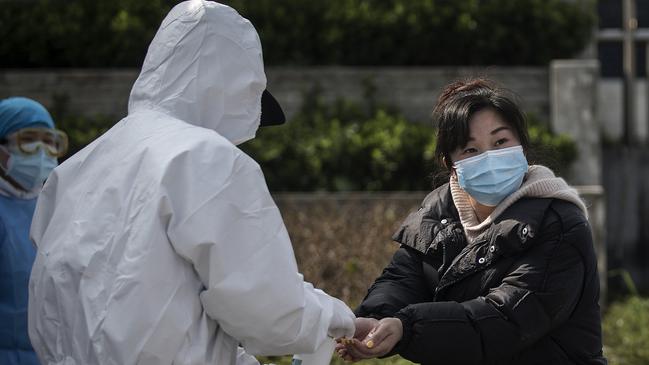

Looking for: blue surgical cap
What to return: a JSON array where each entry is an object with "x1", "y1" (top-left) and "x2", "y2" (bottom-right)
[{"x1": 0, "y1": 97, "x2": 55, "y2": 138}]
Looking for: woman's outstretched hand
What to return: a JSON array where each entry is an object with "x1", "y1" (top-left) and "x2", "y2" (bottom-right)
[{"x1": 335, "y1": 317, "x2": 403, "y2": 362}]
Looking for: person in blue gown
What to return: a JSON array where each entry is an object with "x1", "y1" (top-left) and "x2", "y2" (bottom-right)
[{"x1": 0, "y1": 97, "x2": 67, "y2": 365}]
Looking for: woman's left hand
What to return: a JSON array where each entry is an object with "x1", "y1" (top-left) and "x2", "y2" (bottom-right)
[{"x1": 337, "y1": 317, "x2": 403, "y2": 362}]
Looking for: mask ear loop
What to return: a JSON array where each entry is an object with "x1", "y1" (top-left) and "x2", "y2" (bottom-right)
[{"x1": 0, "y1": 143, "x2": 12, "y2": 174}]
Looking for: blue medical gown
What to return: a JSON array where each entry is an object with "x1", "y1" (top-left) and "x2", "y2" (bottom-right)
[{"x1": 0, "y1": 195, "x2": 40, "y2": 365}]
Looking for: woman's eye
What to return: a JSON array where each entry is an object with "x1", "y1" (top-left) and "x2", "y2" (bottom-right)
[
  {"x1": 495, "y1": 138, "x2": 508, "y2": 146},
  {"x1": 463, "y1": 147, "x2": 477, "y2": 154}
]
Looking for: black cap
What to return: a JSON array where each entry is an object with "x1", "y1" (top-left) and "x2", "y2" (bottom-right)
[{"x1": 260, "y1": 89, "x2": 286, "y2": 127}]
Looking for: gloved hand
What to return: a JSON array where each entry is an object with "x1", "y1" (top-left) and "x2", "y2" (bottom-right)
[{"x1": 327, "y1": 297, "x2": 356, "y2": 339}]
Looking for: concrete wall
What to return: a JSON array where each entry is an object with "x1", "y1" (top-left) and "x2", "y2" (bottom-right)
[
  {"x1": 267, "y1": 67, "x2": 550, "y2": 123},
  {"x1": 0, "y1": 67, "x2": 550, "y2": 123},
  {"x1": 598, "y1": 79, "x2": 649, "y2": 144},
  {"x1": 550, "y1": 60, "x2": 601, "y2": 185},
  {"x1": 0, "y1": 69, "x2": 138, "y2": 120}
]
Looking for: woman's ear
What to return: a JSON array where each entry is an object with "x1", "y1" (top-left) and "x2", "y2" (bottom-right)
[
  {"x1": 443, "y1": 156, "x2": 457, "y2": 178},
  {"x1": 442, "y1": 156, "x2": 453, "y2": 170}
]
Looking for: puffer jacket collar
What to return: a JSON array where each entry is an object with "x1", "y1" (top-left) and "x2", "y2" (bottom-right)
[
  {"x1": 392, "y1": 183, "x2": 554, "y2": 293},
  {"x1": 391, "y1": 183, "x2": 460, "y2": 254}
]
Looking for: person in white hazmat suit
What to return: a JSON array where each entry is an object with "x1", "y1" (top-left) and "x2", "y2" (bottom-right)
[{"x1": 27, "y1": 1, "x2": 355, "y2": 364}]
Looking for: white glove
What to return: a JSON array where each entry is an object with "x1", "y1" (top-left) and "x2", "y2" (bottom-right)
[{"x1": 328, "y1": 297, "x2": 355, "y2": 339}]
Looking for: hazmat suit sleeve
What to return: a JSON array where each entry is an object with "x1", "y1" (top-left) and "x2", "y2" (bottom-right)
[{"x1": 164, "y1": 145, "x2": 354, "y2": 356}]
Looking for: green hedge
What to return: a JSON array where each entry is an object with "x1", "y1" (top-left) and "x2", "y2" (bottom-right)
[
  {"x1": 2, "y1": 0, "x2": 594, "y2": 68},
  {"x1": 1, "y1": 0, "x2": 174, "y2": 68},
  {"x1": 240, "y1": 95, "x2": 438, "y2": 191},
  {"x1": 225, "y1": 0, "x2": 595, "y2": 66}
]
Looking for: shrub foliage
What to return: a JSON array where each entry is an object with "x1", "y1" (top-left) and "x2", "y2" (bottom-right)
[
  {"x1": 225, "y1": 0, "x2": 595, "y2": 66},
  {"x1": 2, "y1": 0, "x2": 594, "y2": 67},
  {"x1": 603, "y1": 296, "x2": 649, "y2": 365},
  {"x1": 1, "y1": 0, "x2": 174, "y2": 68},
  {"x1": 241, "y1": 93, "x2": 438, "y2": 191}
]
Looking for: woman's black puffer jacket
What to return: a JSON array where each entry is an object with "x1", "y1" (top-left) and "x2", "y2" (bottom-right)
[{"x1": 356, "y1": 183, "x2": 607, "y2": 365}]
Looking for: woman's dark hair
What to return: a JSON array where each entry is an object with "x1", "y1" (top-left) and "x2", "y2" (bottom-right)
[{"x1": 433, "y1": 79, "x2": 530, "y2": 170}]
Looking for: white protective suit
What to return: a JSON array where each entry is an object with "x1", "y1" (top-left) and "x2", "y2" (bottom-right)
[{"x1": 27, "y1": 1, "x2": 355, "y2": 364}]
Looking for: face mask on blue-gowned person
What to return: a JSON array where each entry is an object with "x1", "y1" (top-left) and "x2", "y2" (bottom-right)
[
  {"x1": 453, "y1": 145, "x2": 528, "y2": 207},
  {"x1": 0, "y1": 143, "x2": 58, "y2": 191}
]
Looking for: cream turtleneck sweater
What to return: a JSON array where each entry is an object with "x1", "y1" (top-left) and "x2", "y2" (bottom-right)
[{"x1": 450, "y1": 165, "x2": 588, "y2": 242}]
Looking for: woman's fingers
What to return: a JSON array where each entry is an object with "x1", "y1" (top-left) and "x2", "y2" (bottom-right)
[
  {"x1": 335, "y1": 347, "x2": 346, "y2": 358},
  {"x1": 337, "y1": 345, "x2": 361, "y2": 363},
  {"x1": 345, "y1": 342, "x2": 370, "y2": 360},
  {"x1": 355, "y1": 318, "x2": 403, "y2": 357},
  {"x1": 366, "y1": 332, "x2": 398, "y2": 357},
  {"x1": 335, "y1": 318, "x2": 404, "y2": 361},
  {"x1": 362, "y1": 325, "x2": 385, "y2": 349},
  {"x1": 350, "y1": 337, "x2": 385, "y2": 359},
  {"x1": 337, "y1": 341, "x2": 363, "y2": 362},
  {"x1": 353, "y1": 317, "x2": 379, "y2": 340},
  {"x1": 335, "y1": 341, "x2": 347, "y2": 351}
]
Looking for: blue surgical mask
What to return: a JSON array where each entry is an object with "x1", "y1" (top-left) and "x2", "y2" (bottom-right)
[
  {"x1": 4, "y1": 144, "x2": 58, "y2": 191},
  {"x1": 454, "y1": 145, "x2": 528, "y2": 206}
]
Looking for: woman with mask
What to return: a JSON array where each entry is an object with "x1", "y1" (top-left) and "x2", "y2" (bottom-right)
[
  {"x1": 337, "y1": 79, "x2": 606, "y2": 365},
  {"x1": 0, "y1": 97, "x2": 67, "y2": 365}
]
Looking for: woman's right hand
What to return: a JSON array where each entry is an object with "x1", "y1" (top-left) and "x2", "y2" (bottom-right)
[
  {"x1": 335, "y1": 317, "x2": 378, "y2": 362},
  {"x1": 336, "y1": 317, "x2": 402, "y2": 362}
]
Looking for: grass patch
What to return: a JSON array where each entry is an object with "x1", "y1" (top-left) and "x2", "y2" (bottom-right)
[
  {"x1": 603, "y1": 296, "x2": 649, "y2": 365},
  {"x1": 259, "y1": 355, "x2": 414, "y2": 365}
]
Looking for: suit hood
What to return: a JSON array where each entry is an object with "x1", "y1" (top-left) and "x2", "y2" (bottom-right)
[{"x1": 128, "y1": 0, "x2": 266, "y2": 145}]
